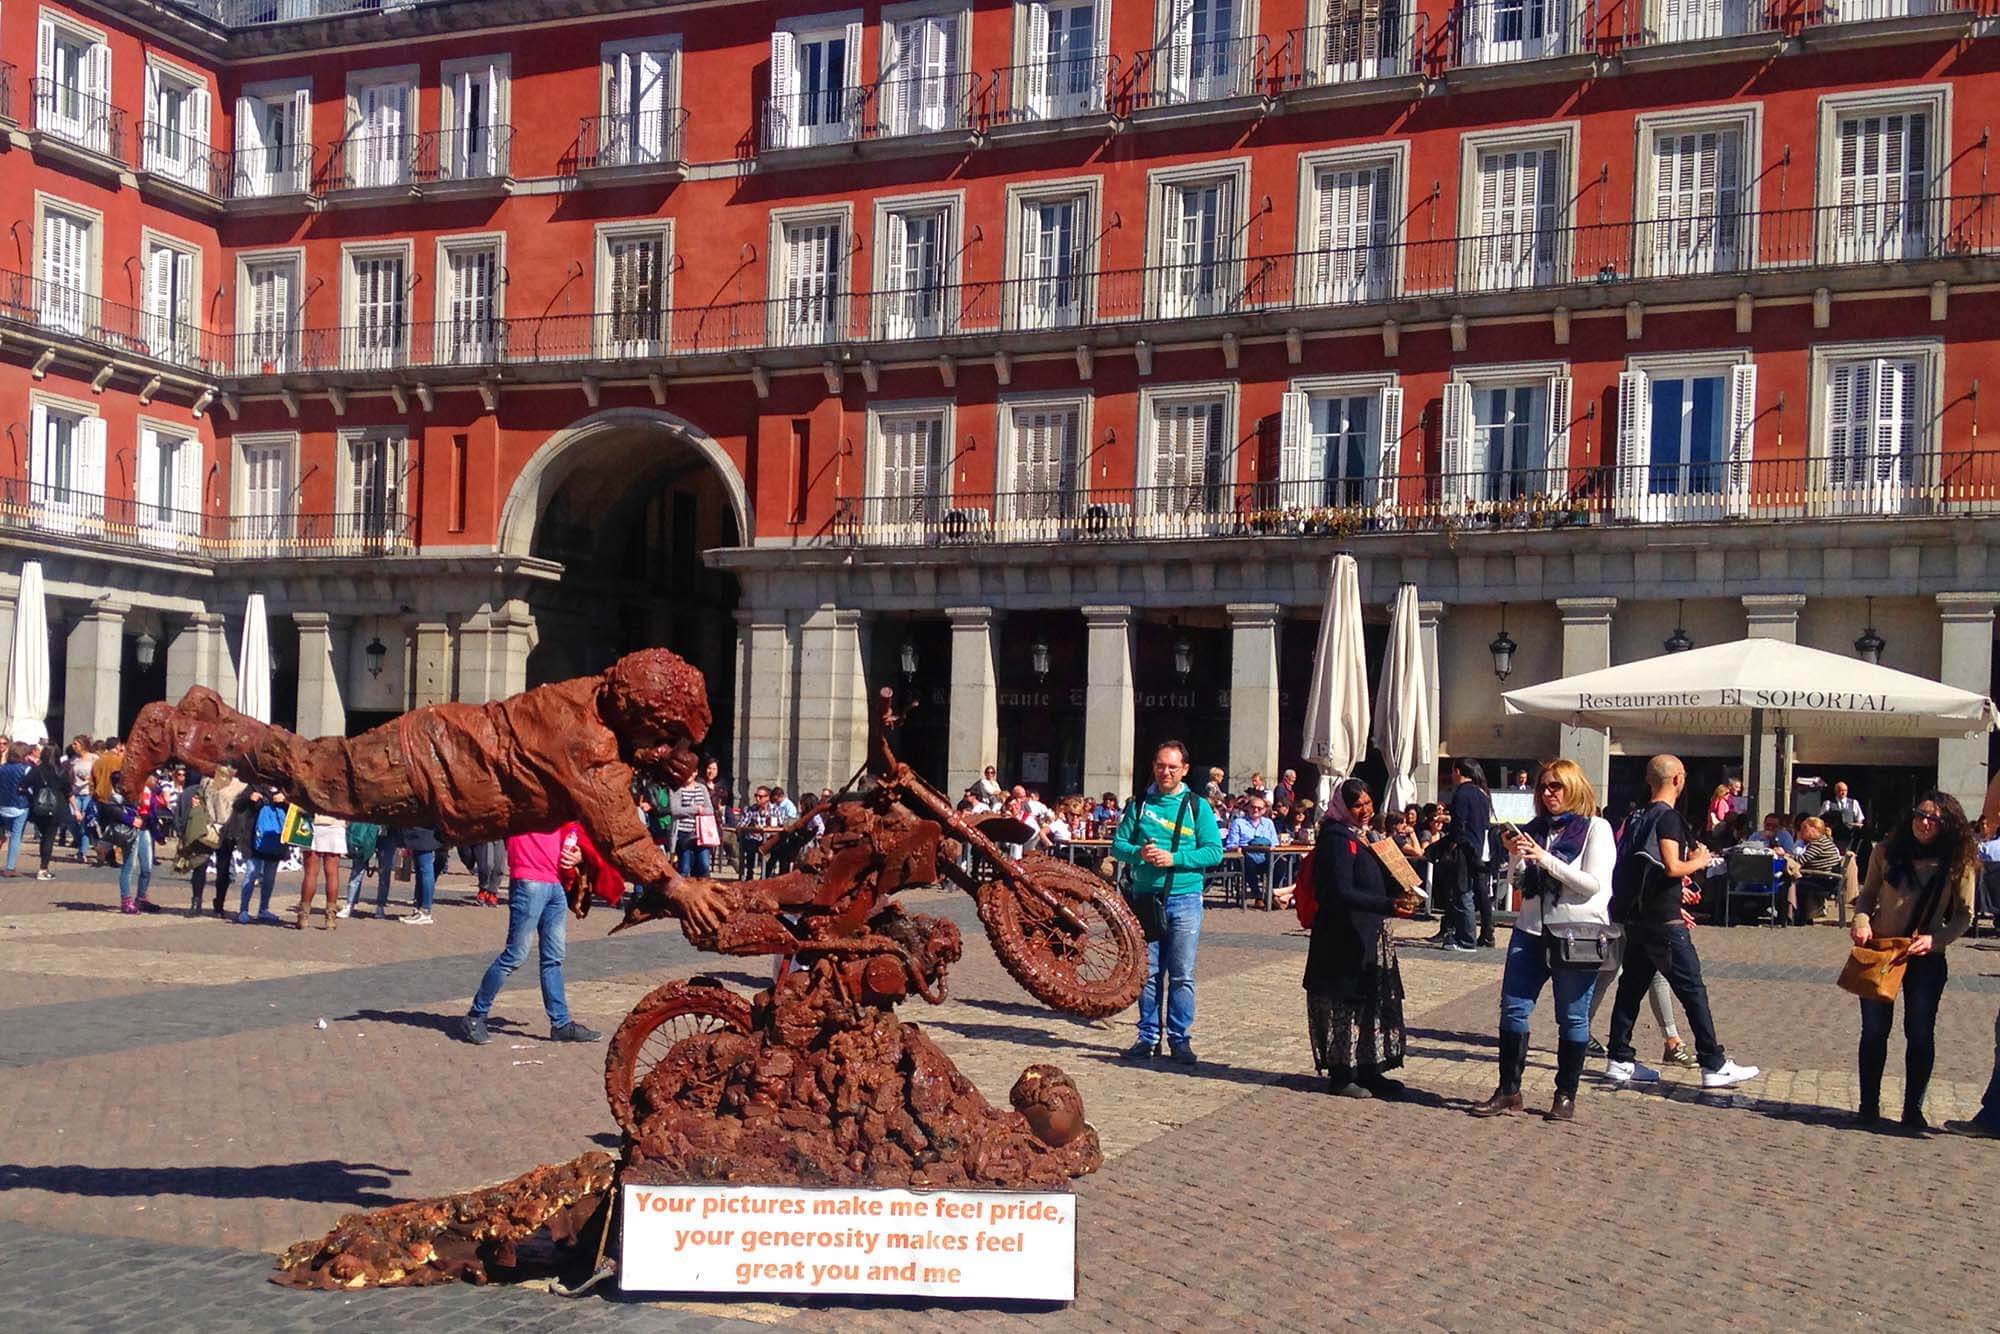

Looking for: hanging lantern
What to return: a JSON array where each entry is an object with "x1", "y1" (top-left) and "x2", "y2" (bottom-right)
[{"x1": 1489, "y1": 603, "x2": 1517, "y2": 682}]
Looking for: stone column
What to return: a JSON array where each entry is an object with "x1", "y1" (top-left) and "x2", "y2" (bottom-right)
[
  {"x1": 947, "y1": 607, "x2": 999, "y2": 799},
  {"x1": 1937, "y1": 593, "x2": 2000, "y2": 814},
  {"x1": 1556, "y1": 598, "x2": 1617, "y2": 798},
  {"x1": 1227, "y1": 603, "x2": 1281, "y2": 793},
  {"x1": 409, "y1": 620, "x2": 454, "y2": 708},
  {"x1": 456, "y1": 600, "x2": 538, "y2": 705},
  {"x1": 731, "y1": 610, "x2": 753, "y2": 795},
  {"x1": 292, "y1": 612, "x2": 346, "y2": 739},
  {"x1": 1416, "y1": 601, "x2": 1446, "y2": 804},
  {"x1": 794, "y1": 606, "x2": 869, "y2": 796},
  {"x1": 1742, "y1": 594, "x2": 1804, "y2": 820},
  {"x1": 739, "y1": 613, "x2": 796, "y2": 793},
  {"x1": 65, "y1": 599, "x2": 126, "y2": 741},
  {"x1": 165, "y1": 612, "x2": 228, "y2": 701},
  {"x1": 1084, "y1": 605, "x2": 1137, "y2": 801}
]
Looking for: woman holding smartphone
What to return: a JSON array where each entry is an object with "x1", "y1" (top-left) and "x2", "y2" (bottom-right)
[{"x1": 1470, "y1": 759, "x2": 1615, "y2": 1122}]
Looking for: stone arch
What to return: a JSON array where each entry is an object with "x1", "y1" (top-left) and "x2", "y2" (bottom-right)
[{"x1": 496, "y1": 406, "x2": 751, "y2": 558}]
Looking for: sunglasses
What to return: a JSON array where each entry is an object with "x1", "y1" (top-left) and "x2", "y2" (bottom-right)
[
  {"x1": 1538, "y1": 781, "x2": 1565, "y2": 794},
  {"x1": 1913, "y1": 810, "x2": 1942, "y2": 824}
]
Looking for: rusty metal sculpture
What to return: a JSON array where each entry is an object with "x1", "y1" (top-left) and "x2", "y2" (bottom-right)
[{"x1": 240, "y1": 671, "x2": 1143, "y2": 1292}]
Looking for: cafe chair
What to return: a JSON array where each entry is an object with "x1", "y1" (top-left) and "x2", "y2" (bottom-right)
[{"x1": 1721, "y1": 849, "x2": 1782, "y2": 927}]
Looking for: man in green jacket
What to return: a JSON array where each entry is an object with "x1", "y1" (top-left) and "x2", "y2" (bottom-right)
[{"x1": 1112, "y1": 739, "x2": 1223, "y2": 1066}]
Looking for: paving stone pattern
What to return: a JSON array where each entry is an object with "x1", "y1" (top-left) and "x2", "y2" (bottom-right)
[{"x1": 2, "y1": 864, "x2": 1997, "y2": 1330}]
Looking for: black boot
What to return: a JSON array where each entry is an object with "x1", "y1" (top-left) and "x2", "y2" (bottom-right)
[
  {"x1": 1546, "y1": 1039, "x2": 1588, "y2": 1121},
  {"x1": 1471, "y1": 1031, "x2": 1529, "y2": 1117},
  {"x1": 1857, "y1": 1036, "x2": 1887, "y2": 1125}
]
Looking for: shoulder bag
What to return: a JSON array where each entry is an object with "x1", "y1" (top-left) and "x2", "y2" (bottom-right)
[
  {"x1": 1123, "y1": 790, "x2": 1196, "y2": 943},
  {"x1": 1838, "y1": 861, "x2": 1950, "y2": 1003}
]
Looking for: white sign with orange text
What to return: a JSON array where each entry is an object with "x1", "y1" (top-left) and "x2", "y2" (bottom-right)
[{"x1": 619, "y1": 1183, "x2": 1076, "y2": 1301}]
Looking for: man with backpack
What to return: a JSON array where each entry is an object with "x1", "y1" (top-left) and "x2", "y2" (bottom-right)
[
  {"x1": 1112, "y1": 740, "x2": 1223, "y2": 1067},
  {"x1": 1604, "y1": 754, "x2": 1761, "y2": 1090}
]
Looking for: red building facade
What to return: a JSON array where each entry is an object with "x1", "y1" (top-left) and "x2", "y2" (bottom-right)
[{"x1": 3, "y1": 0, "x2": 1997, "y2": 815}]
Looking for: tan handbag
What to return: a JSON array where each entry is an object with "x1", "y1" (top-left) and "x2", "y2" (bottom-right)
[{"x1": 1837, "y1": 937, "x2": 1911, "y2": 1003}]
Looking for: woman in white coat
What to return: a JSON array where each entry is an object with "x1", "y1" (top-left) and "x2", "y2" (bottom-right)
[{"x1": 1469, "y1": 758, "x2": 1616, "y2": 1123}]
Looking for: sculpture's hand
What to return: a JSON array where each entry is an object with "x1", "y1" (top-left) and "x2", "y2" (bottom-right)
[
  {"x1": 670, "y1": 878, "x2": 730, "y2": 944},
  {"x1": 611, "y1": 879, "x2": 675, "y2": 935}
]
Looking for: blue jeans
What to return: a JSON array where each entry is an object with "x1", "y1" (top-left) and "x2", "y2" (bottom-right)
[
  {"x1": 469, "y1": 879, "x2": 571, "y2": 1027},
  {"x1": 343, "y1": 857, "x2": 386, "y2": 911},
  {"x1": 1136, "y1": 893, "x2": 1203, "y2": 1047},
  {"x1": 1859, "y1": 951, "x2": 1947, "y2": 1118},
  {"x1": 1607, "y1": 920, "x2": 1725, "y2": 1071},
  {"x1": 0, "y1": 807, "x2": 27, "y2": 872},
  {"x1": 118, "y1": 830, "x2": 154, "y2": 902},
  {"x1": 1499, "y1": 928, "x2": 1598, "y2": 1043},
  {"x1": 677, "y1": 843, "x2": 712, "y2": 877},
  {"x1": 71, "y1": 797, "x2": 93, "y2": 861},
  {"x1": 239, "y1": 853, "x2": 280, "y2": 916},
  {"x1": 410, "y1": 850, "x2": 436, "y2": 912}
]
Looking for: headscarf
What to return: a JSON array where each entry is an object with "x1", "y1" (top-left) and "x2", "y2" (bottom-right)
[{"x1": 1325, "y1": 778, "x2": 1367, "y2": 832}]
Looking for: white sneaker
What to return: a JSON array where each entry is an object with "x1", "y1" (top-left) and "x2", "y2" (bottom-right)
[
  {"x1": 1701, "y1": 1059, "x2": 1761, "y2": 1089},
  {"x1": 1605, "y1": 1059, "x2": 1661, "y2": 1085},
  {"x1": 36, "y1": 870, "x2": 54, "y2": 880},
  {"x1": 401, "y1": 911, "x2": 433, "y2": 925},
  {"x1": 334, "y1": 905, "x2": 352, "y2": 919}
]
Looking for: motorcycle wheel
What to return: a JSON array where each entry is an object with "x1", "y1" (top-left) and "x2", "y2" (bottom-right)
[
  {"x1": 977, "y1": 853, "x2": 1145, "y2": 1020},
  {"x1": 604, "y1": 980, "x2": 753, "y2": 1139}
]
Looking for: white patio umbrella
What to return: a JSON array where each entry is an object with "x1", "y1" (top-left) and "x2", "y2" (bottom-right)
[
  {"x1": 1504, "y1": 637, "x2": 1998, "y2": 819},
  {"x1": 6, "y1": 561, "x2": 50, "y2": 745},
  {"x1": 1372, "y1": 582, "x2": 1433, "y2": 813},
  {"x1": 236, "y1": 593, "x2": 272, "y2": 724},
  {"x1": 1301, "y1": 553, "x2": 1370, "y2": 808}
]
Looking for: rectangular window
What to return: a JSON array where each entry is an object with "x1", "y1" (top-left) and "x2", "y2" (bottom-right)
[
  {"x1": 1281, "y1": 390, "x2": 1408, "y2": 512},
  {"x1": 28, "y1": 403, "x2": 105, "y2": 528},
  {"x1": 1158, "y1": 0, "x2": 1242, "y2": 104},
  {"x1": 1013, "y1": 194, "x2": 1088, "y2": 329},
  {"x1": 444, "y1": 60, "x2": 507, "y2": 178},
  {"x1": 879, "y1": 206, "x2": 951, "y2": 339},
  {"x1": 349, "y1": 80, "x2": 413, "y2": 189},
  {"x1": 1020, "y1": 2, "x2": 1103, "y2": 120},
  {"x1": 601, "y1": 42, "x2": 676, "y2": 166},
  {"x1": 39, "y1": 206, "x2": 92, "y2": 334},
  {"x1": 1826, "y1": 357, "x2": 1920, "y2": 505},
  {"x1": 1646, "y1": 127, "x2": 1744, "y2": 275},
  {"x1": 769, "y1": 24, "x2": 863, "y2": 148},
  {"x1": 347, "y1": 434, "x2": 407, "y2": 536},
  {"x1": 443, "y1": 243, "x2": 500, "y2": 363},
  {"x1": 1831, "y1": 110, "x2": 1930, "y2": 263},
  {"x1": 1309, "y1": 161, "x2": 1394, "y2": 304},
  {"x1": 777, "y1": 217, "x2": 844, "y2": 344},
  {"x1": 1149, "y1": 396, "x2": 1229, "y2": 513},
  {"x1": 871, "y1": 410, "x2": 947, "y2": 530},
  {"x1": 1471, "y1": 145, "x2": 1560, "y2": 290},
  {"x1": 348, "y1": 251, "x2": 407, "y2": 369},
  {"x1": 143, "y1": 65, "x2": 211, "y2": 187},
  {"x1": 235, "y1": 88, "x2": 312, "y2": 197},
  {"x1": 1652, "y1": 0, "x2": 1760, "y2": 43},
  {"x1": 603, "y1": 230, "x2": 667, "y2": 356},
  {"x1": 144, "y1": 240, "x2": 196, "y2": 365},
  {"x1": 1160, "y1": 178, "x2": 1237, "y2": 318},
  {"x1": 1005, "y1": 401, "x2": 1082, "y2": 524},
  {"x1": 884, "y1": 13, "x2": 964, "y2": 137},
  {"x1": 242, "y1": 257, "x2": 298, "y2": 373},
  {"x1": 1318, "y1": 0, "x2": 1407, "y2": 81},
  {"x1": 137, "y1": 426, "x2": 202, "y2": 546},
  {"x1": 36, "y1": 17, "x2": 110, "y2": 152},
  {"x1": 1439, "y1": 372, "x2": 1572, "y2": 507},
  {"x1": 237, "y1": 441, "x2": 293, "y2": 547},
  {"x1": 1461, "y1": 0, "x2": 1567, "y2": 65}
]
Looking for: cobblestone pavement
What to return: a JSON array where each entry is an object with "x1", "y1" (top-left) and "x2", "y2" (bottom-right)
[{"x1": 2, "y1": 858, "x2": 1997, "y2": 1330}]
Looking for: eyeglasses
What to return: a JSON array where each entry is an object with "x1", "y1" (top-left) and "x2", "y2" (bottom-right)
[
  {"x1": 1538, "y1": 781, "x2": 1565, "y2": 794},
  {"x1": 1913, "y1": 809, "x2": 1942, "y2": 824}
]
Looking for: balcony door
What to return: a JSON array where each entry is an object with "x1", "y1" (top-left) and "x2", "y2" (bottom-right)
[
  {"x1": 1615, "y1": 368, "x2": 1757, "y2": 521},
  {"x1": 1149, "y1": 398, "x2": 1228, "y2": 517},
  {"x1": 1654, "y1": 0, "x2": 1757, "y2": 42},
  {"x1": 1647, "y1": 127, "x2": 1743, "y2": 276},
  {"x1": 1024, "y1": 2, "x2": 1101, "y2": 119},
  {"x1": 1466, "y1": 0, "x2": 1565, "y2": 65},
  {"x1": 39, "y1": 208, "x2": 90, "y2": 335},
  {"x1": 779, "y1": 220, "x2": 843, "y2": 344},
  {"x1": 237, "y1": 443, "x2": 292, "y2": 549},
  {"x1": 1827, "y1": 357, "x2": 1919, "y2": 515},
  {"x1": 137, "y1": 428, "x2": 202, "y2": 546},
  {"x1": 145, "y1": 242, "x2": 196, "y2": 365},
  {"x1": 349, "y1": 252, "x2": 407, "y2": 369},
  {"x1": 145, "y1": 67, "x2": 209, "y2": 187},
  {"x1": 1007, "y1": 404, "x2": 1081, "y2": 526},
  {"x1": 28, "y1": 406, "x2": 104, "y2": 529},
  {"x1": 1017, "y1": 197, "x2": 1086, "y2": 329},
  {"x1": 605, "y1": 233, "x2": 666, "y2": 357},
  {"x1": 873, "y1": 413, "x2": 947, "y2": 532},
  {"x1": 1311, "y1": 161, "x2": 1394, "y2": 304},
  {"x1": 353, "y1": 81, "x2": 410, "y2": 188},
  {"x1": 38, "y1": 22, "x2": 108, "y2": 151},
  {"x1": 605, "y1": 46, "x2": 672, "y2": 166},
  {"x1": 1831, "y1": 111, "x2": 1929, "y2": 264},
  {"x1": 886, "y1": 15, "x2": 962, "y2": 136},
  {"x1": 1472, "y1": 146, "x2": 1559, "y2": 290},
  {"x1": 445, "y1": 246, "x2": 499, "y2": 363},
  {"x1": 1162, "y1": 179, "x2": 1236, "y2": 318},
  {"x1": 243, "y1": 260, "x2": 296, "y2": 373},
  {"x1": 348, "y1": 435, "x2": 406, "y2": 543},
  {"x1": 771, "y1": 25, "x2": 863, "y2": 148},
  {"x1": 447, "y1": 62, "x2": 503, "y2": 177},
  {"x1": 882, "y1": 208, "x2": 950, "y2": 340},
  {"x1": 237, "y1": 92, "x2": 306, "y2": 196},
  {"x1": 1323, "y1": 0, "x2": 1402, "y2": 80}
]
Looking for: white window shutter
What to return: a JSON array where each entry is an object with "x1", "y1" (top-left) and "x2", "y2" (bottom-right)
[
  {"x1": 87, "y1": 39, "x2": 109, "y2": 105},
  {"x1": 1278, "y1": 389, "x2": 1309, "y2": 495},
  {"x1": 137, "y1": 428, "x2": 161, "y2": 515},
  {"x1": 1377, "y1": 385, "x2": 1405, "y2": 502},
  {"x1": 1167, "y1": 1, "x2": 1193, "y2": 100},
  {"x1": 80, "y1": 417, "x2": 107, "y2": 519},
  {"x1": 1440, "y1": 382, "x2": 1470, "y2": 505},
  {"x1": 1827, "y1": 361, "x2": 1857, "y2": 488},
  {"x1": 144, "y1": 62, "x2": 160, "y2": 133},
  {"x1": 1871, "y1": 357, "x2": 1901, "y2": 473},
  {"x1": 28, "y1": 406, "x2": 49, "y2": 488},
  {"x1": 1024, "y1": 2, "x2": 1051, "y2": 118},
  {"x1": 235, "y1": 94, "x2": 256, "y2": 158},
  {"x1": 146, "y1": 245, "x2": 173, "y2": 350},
  {"x1": 1616, "y1": 368, "x2": 1651, "y2": 507},
  {"x1": 1725, "y1": 363, "x2": 1756, "y2": 515},
  {"x1": 191, "y1": 85, "x2": 211, "y2": 155},
  {"x1": 37, "y1": 18, "x2": 55, "y2": 86},
  {"x1": 292, "y1": 86, "x2": 311, "y2": 158},
  {"x1": 176, "y1": 438, "x2": 203, "y2": 516},
  {"x1": 1544, "y1": 373, "x2": 1572, "y2": 491},
  {"x1": 767, "y1": 32, "x2": 795, "y2": 145},
  {"x1": 844, "y1": 21, "x2": 865, "y2": 104}
]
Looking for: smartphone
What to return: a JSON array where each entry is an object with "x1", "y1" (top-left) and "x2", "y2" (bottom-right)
[{"x1": 1497, "y1": 821, "x2": 1524, "y2": 841}]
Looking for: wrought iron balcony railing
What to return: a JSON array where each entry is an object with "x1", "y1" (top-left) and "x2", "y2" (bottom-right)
[
  {"x1": 326, "y1": 129, "x2": 416, "y2": 191},
  {"x1": 227, "y1": 140, "x2": 317, "y2": 200},
  {"x1": 418, "y1": 123, "x2": 513, "y2": 183},
  {"x1": 828, "y1": 452, "x2": 2000, "y2": 549},
  {"x1": 139, "y1": 118, "x2": 227, "y2": 196},
  {"x1": 1286, "y1": 16, "x2": 1429, "y2": 86},
  {"x1": 761, "y1": 68, "x2": 978, "y2": 152},
  {"x1": 0, "y1": 477, "x2": 418, "y2": 559},
  {"x1": 0, "y1": 267, "x2": 225, "y2": 372},
  {"x1": 1131, "y1": 34, "x2": 1273, "y2": 110},
  {"x1": 29, "y1": 78, "x2": 125, "y2": 159},
  {"x1": 984, "y1": 53, "x2": 1117, "y2": 127},
  {"x1": 1621, "y1": 0, "x2": 1779, "y2": 45},
  {"x1": 575, "y1": 109, "x2": 685, "y2": 172},
  {"x1": 1449, "y1": 0, "x2": 1600, "y2": 67}
]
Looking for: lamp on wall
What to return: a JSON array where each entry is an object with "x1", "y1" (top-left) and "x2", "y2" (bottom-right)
[
  {"x1": 1488, "y1": 603, "x2": 1517, "y2": 682},
  {"x1": 1854, "y1": 597, "x2": 1886, "y2": 665},
  {"x1": 365, "y1": 635, "x2": 388, "y2": 678},
  {"x1": 899, "y1": 637, "x2": 918, "y2": 682},
  {"x1": 1030, "y1": 636, "x2": 1050, "y2": 683},
  {"x1": 133, "y1": 632, "x2": 157, "y2": 670},
  {"x1": 1664, "y1": 600, "x2": 1694, "y2": 654}
]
